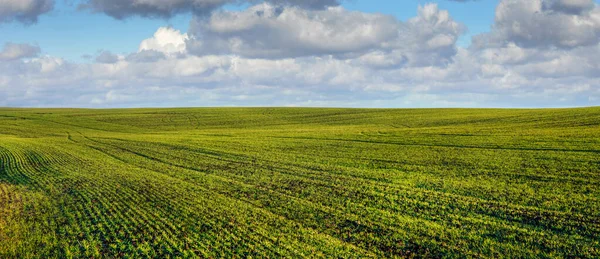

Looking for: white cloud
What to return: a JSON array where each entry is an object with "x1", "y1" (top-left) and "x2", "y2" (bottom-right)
[
  {"x1": 139, "y1": 27, "x2": 189, "y2": 55},
  {"x1": 400, "y1": 3, "x2": 466, "y2": 66},
  {"x1": 95, "y1": 51, "x2": 120, "y2": 64}
]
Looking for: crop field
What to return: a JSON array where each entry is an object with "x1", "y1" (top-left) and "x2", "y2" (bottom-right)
[{"x1": 0, "y1": 107, "x2": 599, "y2": 258}]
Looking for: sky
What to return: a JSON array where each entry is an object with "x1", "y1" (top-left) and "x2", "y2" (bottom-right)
[{"x1": 0, "y1": 0, "x2": 599, "y2": 108}]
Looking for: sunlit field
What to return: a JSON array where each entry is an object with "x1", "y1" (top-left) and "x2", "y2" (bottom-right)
[{"x1": 1, "y1": 107, "x2": 599, "y2": 258}]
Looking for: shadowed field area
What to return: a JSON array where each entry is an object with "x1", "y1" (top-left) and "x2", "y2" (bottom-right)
[{"x1": 0, "y1": 107, "x2": 599, "y2": 258}]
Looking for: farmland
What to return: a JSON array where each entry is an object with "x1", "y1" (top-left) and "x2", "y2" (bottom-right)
[{"x1": 0, "y1": 107, "x2": 599, "y2": 258}]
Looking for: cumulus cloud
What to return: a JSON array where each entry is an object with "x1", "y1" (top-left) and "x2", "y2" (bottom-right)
[
  {"x1": 467, "y1": 0, "x2": 600, "y2": 84},
  {"x1": 79, "y1": 0, "x2": 229, "y2": 19},
  {"x1": 401, "y1": 4, "x2": 466, "y2": 66},
  {"x1": 187, "y1": 3, "x2": 464, "y2": 66},
  {"x1": 473, "y1": 0, "x2": 600, "y2": 49},
  {"x1": 263, "y1": 0, "x2": 340, "y2": 9},
  {"x1": 122, "y1": 27, "x2": 191, "y2": 63},
  {"x1": 126, "y1": 50, "x2": 167, "y2": 63},
  {"x1": 0, "y1": 0, "x2": 54, "y2": 24},
  {"x1": 187, "y1": 4, "x2": 399, "y2": 58},
  {"x1": 95, "y1": 51, "x2": 120, "y2": 64},
  {"x1": 543, "y1": 0, "x2": 595, "y2": 14},
  {"x1": 0, "y1": 43, "x2": 41, "y2": 61},
  {"x1": 139, "y1": 27, "x2": 189, "y2": 55},
  {"x1": 79, "y1": 0, "x2": 340, "y2": 19}
]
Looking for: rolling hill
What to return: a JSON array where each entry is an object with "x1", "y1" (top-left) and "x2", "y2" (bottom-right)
[{"x1": 1, "y1": 107, "x2": 599, "y2": 258}]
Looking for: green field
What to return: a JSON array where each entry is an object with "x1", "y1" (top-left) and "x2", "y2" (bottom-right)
[{"x1": 0, "y1": 107, "x2": 599, "y2": 258}]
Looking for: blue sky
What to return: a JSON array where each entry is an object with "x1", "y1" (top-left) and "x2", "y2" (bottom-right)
[
  {"x1": 1, "y1": 0, "x2": 599, "y2": 108},
  {"x1": 1, "y1": 1, "x2": 192, "y2": 61}
]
